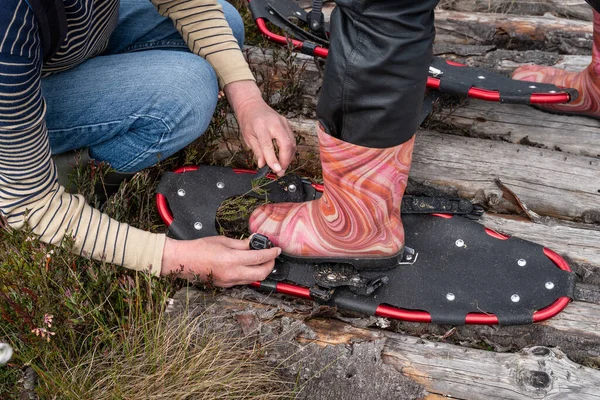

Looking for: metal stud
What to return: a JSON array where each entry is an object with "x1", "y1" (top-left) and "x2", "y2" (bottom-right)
[
  {"x1": 327, "y1": 274, "x2": 337, "y2": 281},
  {"x1": 194, "y1": 222, "x2": 203, "y2": 230},
  {"x1": 446, "y1": 293, "x2": 456, "y2": 301},
  {"x1": 351, "y1": 276, "x2": 362, "y2": 283},
  {"x1": 511, "y1": 294, "x2": 520, "y2": 303},
  {"x1": 216, "y1": 181, "x2": 225, "y2": 189},
  {"x1": 517, "y1": 259, "x2": 527, "y2": 267},
  {"x1": 272, "y1": 269, "x2": 277, "y2": 274},
  {"x1": 545, "y1": 282, "x2": 555, "y2": 290},
  {"x1": 455, "y1": 239, "x2": 465, "y2": 247},
  {"x1": 529, "y1": 85, "x2": 537, "y2": 89},
  {"x1": 177, "y1": 189, "x2": 186, "y2": 197},
  {"x1": 478, "y1": 75, "x2": 486, "y2": 79},
  {"x1": 288, "y1": 184, "x2": 297, "y2": 193},
  {"x1": 549, "y1": 90, "x2": 557, "y2": 93},
  {"x1": 405, "y1": 254, "x2": 413, "y2": 261}
]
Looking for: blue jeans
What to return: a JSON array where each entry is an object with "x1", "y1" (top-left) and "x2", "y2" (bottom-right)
[{"x1": 42, "y1": 0, "x2": 245, "y2": 173}]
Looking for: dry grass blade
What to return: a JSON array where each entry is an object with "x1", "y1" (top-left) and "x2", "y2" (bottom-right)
[{"x1": 48, "y1": 311, "x2": 294, "y2": 400}]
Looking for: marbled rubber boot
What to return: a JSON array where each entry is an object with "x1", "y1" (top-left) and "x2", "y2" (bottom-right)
[
  {"x1": 249, "y1": 125, "x2": 415, "y2": 268},
  {"x1": 512, "y1": 10, "x2": 600, "y2": 118}
]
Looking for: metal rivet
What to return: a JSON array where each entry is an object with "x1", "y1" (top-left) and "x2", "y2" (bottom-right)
[
  {"x1": 518, "y1": 259, "x2": 527, "y2": 267},
  {"x1": 529, "y1": 85, "x2": 537, "y2": 89},
  {"x1": 511, "y1": 294, "x2": 520, "y2": 303},
  {"x1": 288, "y1": 184, "x2": 297, "y2": 193},
  {"x1": 446, "y1": 293, "x2": 455, "y2": 301},
  {"x1": 194, "y1": 222, "x2": 203, "y2": 230},
  {"x1": 405, "y1": 254, "x2": 413, "y2": 261},
  {"x1": 177, "y1": 189, "x2": 186, "y2": 197},
  {"x1": 478, "y1": 75, "x2": 486, "y2": 79},
  {"x1": 272, "y1": 269, "x2": 277, "y2": 274},
  {"x1": 269, "y1": 10, "x2": 274, "y2": 14},
  {"x1": 296, "y1": 11, "x2": 301, "y2": 15},
  {"x1": 545, "y1": 282, "x2": 555, "y2": 290},
  {"x1": 455, "y1": 239, "x2": 465, "y2": 247},
  {"x1": 327, "y1": 274, "x2": 337, "y2": 281},
  {"x1": 216, "y1": 182, "x2": 225, "y2": 189},
  {"x1": 549, "y1": 90, "x2": 557, "y2": 93}
]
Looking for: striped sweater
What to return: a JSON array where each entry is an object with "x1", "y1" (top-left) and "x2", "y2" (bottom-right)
[{"x1": 0, "y1": 0, "x2": 254, "y2": 274}]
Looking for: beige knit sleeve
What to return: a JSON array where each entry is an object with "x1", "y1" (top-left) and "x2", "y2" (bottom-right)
[
  {"x1": 151, "y1": 0, "x2": 255, "y2": 87},
  {"x1": 24, "y1": 183, "x2": 167, "y2": 276}
]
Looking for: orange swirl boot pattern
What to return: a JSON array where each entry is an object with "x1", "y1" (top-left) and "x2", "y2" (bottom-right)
[
  {"x1": 511, "y1": 10, "x2": 600, "y2": 118},
  {"x1": 249, "y1": 125, "x2": 415, "y2": 269}
]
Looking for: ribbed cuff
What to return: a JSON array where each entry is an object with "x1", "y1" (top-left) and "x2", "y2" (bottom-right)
[
  {"x1": 122, "y1": 228, "x2": 167, "y2": 276},
  {"x1": 208, "y1": 50, "x2": 256, "y2": 88}
]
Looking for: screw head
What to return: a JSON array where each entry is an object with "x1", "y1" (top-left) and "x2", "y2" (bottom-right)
[
  {"x1": 545, "y1": 282, "x2": 555, "y2": 290},
  {"x1": 446, "y1": 293, "x2": 456, "y2": 301},
  {"x1": 288, "y1": 184, "x2": 297, "y2": 193},
  {"x1": 455, "y1": 239, "x2": 465, "y2": 247},
  {"x1": 216, "y1": 182, "x2": 225, "y2": 189},
  {"x1": 327, "y1": 274, "x2": 337, "y2": 281},
  {"x1": 511, "y1": 294, "x2": 520, "y2": 303},
  {"x1": 193, "y1": 222, "x2": 203, "y2": 230},
  {"x1": 517, "y1": 259, "x2": 527, "y2": 267},
  {"x1": 177, "y1": 189, "x2": 186, "y2": 197}
]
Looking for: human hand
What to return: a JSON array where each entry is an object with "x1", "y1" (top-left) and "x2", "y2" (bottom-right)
[
  {"x1": 160, "y1": 235, "x2": 281, "y2": 287},
  {"x1": 224, "y1": 80, "x2": 296, "y2": 177}
]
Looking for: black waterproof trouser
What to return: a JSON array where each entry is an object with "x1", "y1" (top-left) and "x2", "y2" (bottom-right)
[
  {"x1": 317, "y1": 0, "x2": 440, "y2": 148},
  {"x1": 588, "y1": 0, "x2": 600, "y2": 12}
]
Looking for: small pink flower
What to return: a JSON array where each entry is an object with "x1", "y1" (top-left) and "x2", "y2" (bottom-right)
[
  {"x1": 43, "y1": 314, "x2": 53, "y2": 328},
  {"x1": 31, "y1": 327, "x2": 56, "y2": 342}
]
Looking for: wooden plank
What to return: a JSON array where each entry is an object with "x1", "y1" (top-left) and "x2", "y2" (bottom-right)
[
  {"x1": 411, "y1": 130, "x2": 600, "y2": 221},
  {"x1": 172, "y1": 288, "x2": 600, "y2": 399},
  {"x1": 217, "y1": 118, "x2": 600, "y2": 222},
  {"x1": 427, "y1": 99, "x2": 600, "y2": 158},
  {"x1": 441, "y1": 0, "x2": 594, "y2": 21},
  {"x1": 382, "y1": 333, "x2": 600, "y2": 400},
  {"x1": 434, "y1": 10, "x2": 593, "y2": 55}
]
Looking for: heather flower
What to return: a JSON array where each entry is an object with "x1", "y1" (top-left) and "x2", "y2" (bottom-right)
[
  {"x1": 31, "y1": 327, "x2": 56, "y2": 342},
  {"x1": 44, "y1": 313, "x2": 54, "y2": 328}
]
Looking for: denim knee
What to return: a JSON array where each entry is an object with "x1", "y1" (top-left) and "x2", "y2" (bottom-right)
[
  {"x1": 220, "y1": 0, "x2": 245, "y2": 47},
  {"x1": 91, "y1": 52, "x2": 219, "y2": 172}
]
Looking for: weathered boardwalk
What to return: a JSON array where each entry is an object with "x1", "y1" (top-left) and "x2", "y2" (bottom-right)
[{"x1": 173, "y1": 1, "x2": 600, "y2": 398}]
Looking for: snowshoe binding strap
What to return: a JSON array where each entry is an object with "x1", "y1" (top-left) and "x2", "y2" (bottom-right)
[
  {"x1": 249, "y1": 0, "x2": 576, "y2": 104},
  {"x1": 156, "y1": 165, "x2": 483, "y2": 240}
]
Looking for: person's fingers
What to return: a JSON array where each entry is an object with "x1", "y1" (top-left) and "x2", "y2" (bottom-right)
[
  {"x1": 233, "y1": 246, "x2": 281, "y2": 266},
  {"x1": 245, "y1": 134, "x2": 265, "y2": 168},
  {"x1": 214, "y1": 236, "x2": 252, "y2": 250},
  {"x1": 274, "y1": 119, "x2": 296, "y2": 173},
  {"x1": 257, "y1": 130, "x2": 281, "y2": 174},
  {"x1": 233, "y1": 260, "x2": 276, "y2": 284}
]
